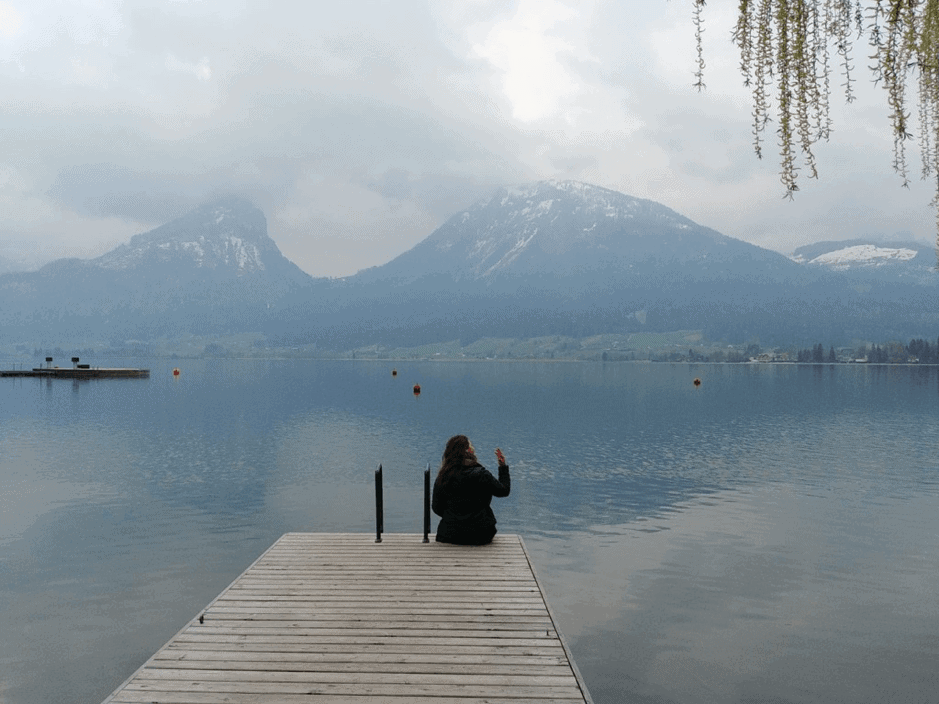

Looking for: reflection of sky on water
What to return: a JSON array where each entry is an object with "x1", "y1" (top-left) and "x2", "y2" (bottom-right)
[
  {"x1": 528, "y1": 485, "x2": 939, "y2": 704},
  {"x1": 1, "y1": 361, "x2": 938, "y2": 704}
]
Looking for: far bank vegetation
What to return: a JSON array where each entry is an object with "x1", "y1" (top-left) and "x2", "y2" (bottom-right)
[{"x1": 12, "y1": 332, "x2": 939, "y2": 365}]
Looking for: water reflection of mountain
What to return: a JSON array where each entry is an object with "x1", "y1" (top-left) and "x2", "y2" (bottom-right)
[{"x1": 7, "y1": 360, "x2": 938, "y2": 524}]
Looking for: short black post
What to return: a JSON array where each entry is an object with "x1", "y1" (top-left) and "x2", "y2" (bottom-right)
[
  {"x1": 375, "y1": 464, "x2": 383, "y2": 543},
  {"x1": 423, "y1": 464, "x2": 431, "y2": 543}
]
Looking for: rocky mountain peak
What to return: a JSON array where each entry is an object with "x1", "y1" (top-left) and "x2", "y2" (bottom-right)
[
  {"x1": 455, "y1": 180, "x2": 690, "y2": 254},
  {"x1": 482, "y1": 180, "x2": 653, "y2": 220},
  {"x1": 93, "y1": 196, "x2": 274, "y2": 273},
  {"x1": 360, "y1": 179, "x2": 738, "y2": 284}
]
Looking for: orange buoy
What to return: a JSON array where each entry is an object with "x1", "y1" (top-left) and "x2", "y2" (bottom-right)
[
  {"x1": 413, "y1": 383, "x2": 421, "y2": 396},
  {"x1": 693, "y1": 377, "x2": 701, "y2": 387},
  {"x1": 173, "y1": 368, "x2": 180, "y2": 377}
]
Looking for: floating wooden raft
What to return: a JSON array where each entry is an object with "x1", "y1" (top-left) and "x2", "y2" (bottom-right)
[
  {"x1": 0, "y1": 367, "x2": 149, "y2": 378},
  {"x1": 102, "y1": 532, "x2": 593, "y2": 703}
]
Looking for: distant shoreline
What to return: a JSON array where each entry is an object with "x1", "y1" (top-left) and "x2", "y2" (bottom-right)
[
  {"x1": 3, "y1": 354, "x2": 937, "y2": 367},
  {"x1": 3, "y1": 329, "x2": 937, "y2": 365}
]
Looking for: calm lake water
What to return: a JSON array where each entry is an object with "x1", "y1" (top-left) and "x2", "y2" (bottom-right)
[{"x1": 1, "y1": 359, "x2": 937, "y2": 704}]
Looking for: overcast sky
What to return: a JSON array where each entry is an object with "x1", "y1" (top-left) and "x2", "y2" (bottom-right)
[{"x1": 1, "y1": 0, "x2": 934, "y2": 277}]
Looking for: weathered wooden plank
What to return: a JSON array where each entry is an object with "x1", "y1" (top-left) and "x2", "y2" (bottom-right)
[
  {"x1": 216, "y1": 592, "x2": 542, "y2": 600},
  {"x1": 199, "y1": 611, "x2": 552, "y2": 621},
  {"x1": 181, "y1": 627, "x2": 558, "y2": 640},
  {"x1": 190, "y1": 623, "x2": 555, "y2": 635},
  {"x1": 208, "y1": 602, "x2": 547, "y2": 612},
  {"x1": 239, "y1": 576, "x2": 535, "y2": 582},
  {"x1": 225, "y1": 583, "x2": 541, "y2": 592},
  {"x1": 207, "y1": 605, "x2": 550, "y2": 617},
  {"x1": 144, "y1": 661, "x2": 575, "y2": 677},
  {"x1": 148, "y1": 659, "x2": 574, "y2": 677},
  {"x1": 102, "y1": 533, "x2": 593, "y2": 704},
  {"x1": 165, "y1": 641, "x2": 565, "y2": 656},
  {"x1": 236, "y1": 579, "x2": 535, "y2": 585},
  {"x1": 154, "y1": 650, "x2": 568, "y2": 666},
  {"x1": 215, "y1": 597, "x2": 546, "y2": 607},
  {"x1": 131, "y1": 667, "x2": 578, "y2": 686},
  {"x1": 257, "y1": 560, "x2": 525, "y2": 572},
  {"x1": 150, "y1": 655, "x2": 572, "y2": 675},
  {"x1": 121, "y1": 680, "x2": 585, "y2": 698},
  {"x1": 193, "y1": 618, "x2": 553, "y2": 629},
  {"x1": 110, "y1": 694, "x2": 582, "y2": 704},
  {"x1": 173, "y1": 634, "x2": 564, "y2": 648},
  {"x1": 207, "y1": 611, "x2": 546, "y2": 620}
]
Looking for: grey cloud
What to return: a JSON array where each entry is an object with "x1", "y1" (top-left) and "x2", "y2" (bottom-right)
[
  {"x1": 46, "y1": 164, "x2": 201, "y2": 222},
  {"x1": 2, "y1": 0, "x2": 932, "y2": 276},
  {"x1": 355, "y1": 168, "x2": 501, "y2": 221},
  {"x1": 550, "y1": 154, "x2": 600, "y2": 175},
  {"x1": 43, "y1": 160, "x2": 299, "y2": 224},
  {"x1": 626, "y1": 79, "x2": 758, "y2": 185},
  {"x1": 37, "y1": 84, "x2": 520, "y2": 221}
]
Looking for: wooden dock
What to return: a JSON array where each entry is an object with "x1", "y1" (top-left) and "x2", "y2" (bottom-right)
[
  {"x1": 0, "y1": 367, "x2": 149, "y2": 378},
  {"x1": 102, "y1": 532, "x2": 593, "y2": 703}
]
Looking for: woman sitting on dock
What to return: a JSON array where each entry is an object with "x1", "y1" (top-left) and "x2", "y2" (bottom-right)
[{"x1": 432, "y1": 435, "x2": 510, "y2": 545}]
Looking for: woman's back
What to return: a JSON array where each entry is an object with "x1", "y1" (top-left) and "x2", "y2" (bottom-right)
[{"x1": 432, "y1": 436, "x2": 510, "y2": 545}]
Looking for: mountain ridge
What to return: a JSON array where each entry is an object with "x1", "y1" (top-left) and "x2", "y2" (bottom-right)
[
  {"x1": 0, "y1": 197, "x2": 317, "y2": 339},
  {"x1": 1, "y1": 182, "x2": 937, "y2": 348},
  {"x1": 353, "y1": 180, "x2": 808, "y2": 295}
]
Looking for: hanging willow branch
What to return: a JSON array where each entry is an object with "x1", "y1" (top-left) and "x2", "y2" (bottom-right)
[{"x1": 694, "y1": 0, "x2": 939, "y2": 259}]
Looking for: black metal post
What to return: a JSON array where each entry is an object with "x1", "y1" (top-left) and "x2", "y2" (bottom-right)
[
  {"x1": 423, "y1": 464, "x2": 431, "y2": 543},
  {"x1": 375, "y1": 464, "x2": 383, "y2": 543}
]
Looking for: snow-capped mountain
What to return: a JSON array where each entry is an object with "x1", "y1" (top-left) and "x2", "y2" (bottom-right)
[
  {"x1": 790, "y1": 238, "x2": 937, "y2": 285},
  {"x1": 794, "y1": 244, "x2": 918, "y2": 268},
  {"x1": 435, "y1": 180, "x2": 698, "y2": 276},
  {"x1": 90, "y1": 197, "x2": 308, "y2": 282},
  {"x1": 355, "y1": 180, "x2": 798, "y2": 285},
  {"x1": 1, "y1": 184, "x2": 936, "y2": 347},
  {"x1": 0, "y1": 197, "x2": 315, "y2": 339},
  {"x1": 335, "y1": 181, "x2": 936, "y2": 347},
  {"x1": 20, "y1": 196, "x2": 312, "y2": 288}
]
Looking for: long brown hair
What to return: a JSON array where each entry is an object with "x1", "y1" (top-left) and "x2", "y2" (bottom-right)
[{"x1": 436, "y1": 434, "x2": 472, "y2": 485}]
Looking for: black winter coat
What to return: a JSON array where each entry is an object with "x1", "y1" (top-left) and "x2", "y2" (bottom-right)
[{"x1": 432, "y1": 462, "x2": 510, "y2": 545}]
